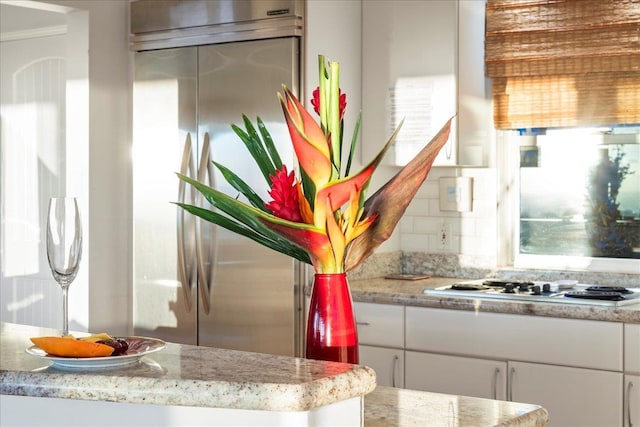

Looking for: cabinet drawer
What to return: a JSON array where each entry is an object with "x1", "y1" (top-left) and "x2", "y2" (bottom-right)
[
  {"x1": 406, "y1": 307, "x2": 623, "y2": 371},
  {"x1": 354, "y1": 302, "x2": 404, "y2": 348},
  {"x1": 626, "y1": 324, "x2": 640, "y2": 373}
]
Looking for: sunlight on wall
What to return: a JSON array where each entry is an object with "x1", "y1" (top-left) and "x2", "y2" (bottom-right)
[
  {"x1": 390, "y1": 75, "x2": 456, "y2": 166},
  {"x1": 1, "y1": 102, "x2": 57, "y2": 277}
]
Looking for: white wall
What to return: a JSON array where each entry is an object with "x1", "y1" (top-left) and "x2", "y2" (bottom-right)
[{"x1": 40, "y1": 0, "x2": 132, "y2": 335}]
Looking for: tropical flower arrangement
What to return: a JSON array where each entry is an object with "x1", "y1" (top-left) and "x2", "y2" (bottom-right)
[{"x1": 176, "y1": 55, "x2": 452, "y2": 275}]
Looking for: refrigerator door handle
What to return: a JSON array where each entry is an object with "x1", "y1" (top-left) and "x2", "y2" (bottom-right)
[
  {"x1": 177, "y1": 132, "x2": 195, "y2": 313},
  {"x1": 195, "y1": 132, "x2": 216, "y2": 315}
]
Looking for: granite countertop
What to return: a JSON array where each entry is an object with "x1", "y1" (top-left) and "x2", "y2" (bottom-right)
[
  {"x1": 0, "y1": 322, "x2": 376, "y2": 412},
  {"x1": 365, "y1": 386, "x2": 548, "y2": 427},
  {"x1": 349, "y1": 276, "x2": 640, "y2": 323}
]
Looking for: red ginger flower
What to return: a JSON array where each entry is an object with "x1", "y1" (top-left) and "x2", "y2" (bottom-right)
[
  {"x1": 311, "y1": 87, "x2": 347, "y2": 120},
  {"x1": 265, "y1": 165, "x2": 303, "y2": 222}
]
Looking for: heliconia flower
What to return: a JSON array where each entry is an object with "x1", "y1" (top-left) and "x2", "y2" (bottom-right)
[
  {"x1": 265, "y1": 165, "x2": 303, "y2": 222},
  {"x1": 278, "y1": 86, "x2": 333, "y2": 188},
  {"x1": 311, "y1": 87, "x2": 347, "y2": 120},
  {"x1": 176, "y1": 54, "x2": 452, "y2": 274}
]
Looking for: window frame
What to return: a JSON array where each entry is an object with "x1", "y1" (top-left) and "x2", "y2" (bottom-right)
[{"x1": 497, "y1": 130, "x2": 640, "y2": 274}]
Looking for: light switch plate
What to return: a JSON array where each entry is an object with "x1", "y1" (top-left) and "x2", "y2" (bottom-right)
[{"x1": 439, "y1": 177, "x2": 473, "y2": 212}]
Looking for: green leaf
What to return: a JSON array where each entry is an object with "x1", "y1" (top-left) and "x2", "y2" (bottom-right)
[
  {"x1": 176, "y1": 173, "x2": 315, "y2": 264},
  {"x1": 344, "y1": 112, "x2": 361, "y2": 177},
  {"x1": 231, "y1": 117, "x2": 276, "y2": 185},
  {"x1": 213, "y1": 161, "x2": 266, "y2": 211},
  {"x1": 299, "y1": 167, "x2": 316, "y2": 210},
  {"x1": 175, "y1": 202, "x2": 310, "y2": 264},
  {"x1": 257, "y1": 117, "x2": 283, "y2": 171}
]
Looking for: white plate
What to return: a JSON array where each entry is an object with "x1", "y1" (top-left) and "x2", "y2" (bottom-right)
[{"x1": 26, "y1": 336, "x2": 165, "y2": 370}]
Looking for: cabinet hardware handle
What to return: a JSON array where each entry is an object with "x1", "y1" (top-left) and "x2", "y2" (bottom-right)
[
  {"x1": 392, "y1": 354, "x2": 399, "y2": 388},
  {"x1": 195, "y1": 132, "x2": 217, "y2": 315},
  {"x1": 509, "y1": 367, "x2": 516, "y2": 401},
  {"x1": 177, "y1": 132, "x2": 195, "y2": 313},
  {"x1": 629, "y1": 381, "x2": 635, "y2": 427},
  {"x1": 356, "y1": 321, "x2": 370, "y2": 326},
  {"x1": 493, "y1": 368, "x2": 500, "y2": 400}
]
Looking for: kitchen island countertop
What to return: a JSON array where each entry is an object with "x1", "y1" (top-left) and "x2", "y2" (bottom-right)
[
  {"x1": 0, "y1": 322, "x2": 375, "y2": 413},
  {"x1": 365, "y1": 386, "x2": 548, "y2": 427},
  {"x1": 349, "y1": 276, "x2": 640, "y2": 323}
]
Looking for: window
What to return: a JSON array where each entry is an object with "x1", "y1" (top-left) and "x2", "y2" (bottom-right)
[
  {"x1": 487, "y1": 0, "x2": 640, "y2": 273},
  {"x1": 499, "y1": 127, "x2": 640, "y2": 273}
]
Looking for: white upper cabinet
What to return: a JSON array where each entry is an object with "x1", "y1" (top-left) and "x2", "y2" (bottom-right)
[{"x1": 362, "y1": 0, "x2": 491, "y2": 167}]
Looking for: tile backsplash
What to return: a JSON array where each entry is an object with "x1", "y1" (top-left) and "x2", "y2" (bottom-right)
[{"x1": 399, "y1": 166, "x2": 497, "y2": 268}]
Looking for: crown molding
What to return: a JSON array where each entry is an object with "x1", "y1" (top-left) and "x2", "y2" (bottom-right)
[{"x1": 0, "y1": 24, "x2": 66, "y2": 42}]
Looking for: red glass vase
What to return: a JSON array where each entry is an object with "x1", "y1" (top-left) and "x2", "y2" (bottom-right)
[{"x1": 306, "y1": 272, "x2": 359, "y2": 364}]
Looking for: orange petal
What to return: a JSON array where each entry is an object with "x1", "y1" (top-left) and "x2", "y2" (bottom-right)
[{"x1": 279, "y1": 88, "x2": 332, "y2": 186}]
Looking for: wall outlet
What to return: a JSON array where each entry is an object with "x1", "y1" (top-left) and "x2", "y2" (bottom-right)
[{"x1": 440, "y1": 221, "x2": 451, "y2": 250}]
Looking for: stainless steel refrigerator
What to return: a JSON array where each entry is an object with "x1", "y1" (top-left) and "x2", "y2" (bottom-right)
[{"x1": 131, "y1": 0, "x2": 305, "y2": 357}]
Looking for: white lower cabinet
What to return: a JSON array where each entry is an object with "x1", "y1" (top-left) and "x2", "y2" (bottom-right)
[
  {"x1": 354, "y1": 302, "x2": 632, "y2": 426},
  {"x1": 354, "y1": 302, "x2": 405, "y2": 388},
  {"x1": 404, "y1": 306, "x2": 625, "y2": 426},
  {"x1": 509, "y1": 361, "x2": 623, "y2": 427},
  {"x1": 360, "y1": 345, "x2": 405, "y2": 388},
  {"x1": 405, "y1": 351, "x2": 506, "y2": 400},
  {"x1": 404, "y1": 351, "x2": 623, "y2": 427},
  {"x1": 626, "y1": 375, "x2": 640, "y2": 427}
]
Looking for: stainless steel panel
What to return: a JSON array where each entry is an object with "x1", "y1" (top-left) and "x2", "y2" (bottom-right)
[
  {"x1": 131, "y1": 0, "x2": 303, "y2": 33},
  {"x1": 197, "y1": 37, "x2": 300, "y2": 356},
  {"x1": 130, "y1": 0, "x2": 304, "y2": 51},
  {"x1": 133, "y1": 47, "x2": 198, "y2": 345}
]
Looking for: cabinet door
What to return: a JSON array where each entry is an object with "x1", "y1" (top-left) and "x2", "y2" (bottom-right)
[
  {"x1": 360, "y1": 345, "x2": 404, "y2": 388},
  {"x1": 626, "y1": 324, "x2": 640, "y2": 374},
  {"x1": 509, "y1": 361, "x2": 623, "y2": 427},
  {"x1": 626, "y1": 375, "x2": 640, "y2": 427},
  {"x1": 354, "y1": 302, "x2": 404, "y2": 348},
  {"x1": 362, "y1": 0, "x2": 457, "y2": 166},
  {"x1": 405, "y1": 351, "x2": 507, "y2": 400}
]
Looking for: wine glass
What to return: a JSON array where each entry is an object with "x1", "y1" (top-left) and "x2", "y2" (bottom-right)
[{"x1": 46, "y1": 197, "x2": 83, "y2": 336}]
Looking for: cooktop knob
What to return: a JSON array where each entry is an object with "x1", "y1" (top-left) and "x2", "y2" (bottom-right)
[
  {"x1": 532, "y1": 285, "x2": 542, "y2": 295},
  {"x1": 504, "y1": 283, "x2": 516, "y2": 293},
  {"x1": 542, "y1": 283, "x2": 551, "y2": 293}
]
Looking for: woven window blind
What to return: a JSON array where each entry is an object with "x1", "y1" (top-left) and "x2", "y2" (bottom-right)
[{"x1": 485, "y1": 0, "x2": 640, "y2": 129}]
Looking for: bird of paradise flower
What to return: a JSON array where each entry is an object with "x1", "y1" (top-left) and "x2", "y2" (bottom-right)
[{"x1": 176, "y1": 55, "x2": 452, "y2": 274}]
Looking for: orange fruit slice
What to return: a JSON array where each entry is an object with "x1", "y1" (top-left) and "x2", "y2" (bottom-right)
[{"x1": 31, "y1": 336, "x2": 114, "y2": 358}]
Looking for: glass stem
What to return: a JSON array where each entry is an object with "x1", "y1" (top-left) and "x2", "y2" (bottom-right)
[{"x1": 61, "y1": 286, "x2": 69, "y2": 336}]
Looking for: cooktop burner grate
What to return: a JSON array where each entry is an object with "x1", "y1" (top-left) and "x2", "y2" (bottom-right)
[
  {"x1": 424, "y1": 280, "x2": 640, "y2": 307},
  {"x1": 564, "y1": 291, "x2": 626, "y2": 301}
]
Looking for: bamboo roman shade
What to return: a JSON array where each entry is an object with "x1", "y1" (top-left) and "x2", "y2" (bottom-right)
[{"x1": 485, "y1": 0, "x2": 640, "y2": 129}]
